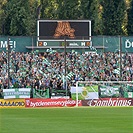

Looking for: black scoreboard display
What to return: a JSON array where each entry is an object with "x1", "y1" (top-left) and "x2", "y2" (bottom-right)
[{"x1": 37, "y1": 20, "x2": 91, "y2": 42}]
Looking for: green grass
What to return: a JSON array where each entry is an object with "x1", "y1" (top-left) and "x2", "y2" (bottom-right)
[{"x1": 0, "y1": 107, "x2": 133, "y2": 133}]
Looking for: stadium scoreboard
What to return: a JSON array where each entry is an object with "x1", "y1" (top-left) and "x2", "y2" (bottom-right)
[{"x1": 37, "y1": 20, "x2": 91, "y2": 47}]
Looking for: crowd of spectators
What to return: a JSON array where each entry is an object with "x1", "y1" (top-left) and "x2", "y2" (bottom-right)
[{"x1": 0, "y1": 50, "x2": 133, "y2": 92}]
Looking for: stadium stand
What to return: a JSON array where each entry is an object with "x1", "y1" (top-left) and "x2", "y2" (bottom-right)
[{"x1": 0, "y1": 50, "x2": 133, "y2": 98}]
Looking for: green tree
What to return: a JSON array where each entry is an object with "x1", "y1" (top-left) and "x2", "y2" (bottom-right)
[
  {"x1": 40, "y1": 0, "x2": 58, "y2": 19},
  {"x1": 86, "y1": 0, "x2": 103, "y2": 35},
  {"x1": 0, "y1": 0, "x2": 7, "y2": 35},
  {"x1": 3, "y1": 0, "x2": 35, "y2": 36},
  {"x1": 29, "y1": 0, "x2": 40, "y2": 35},
  {"x1": 102, "y1": 0, "x2": 126, "y2": 35},
  {"x1": 56, "y1": 0, "x2": 82, "y2": 19},
  {"x1": 1, "y1": 0, "x2": 131, "y2": 36},
  {"x1": 127, "y1": 0, "x2": 133, "y2": 35}
]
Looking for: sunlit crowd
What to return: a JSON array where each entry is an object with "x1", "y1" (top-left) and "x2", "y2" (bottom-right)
[{"x1": 0, "y1": 50, "x2": 133, "y2": 91}]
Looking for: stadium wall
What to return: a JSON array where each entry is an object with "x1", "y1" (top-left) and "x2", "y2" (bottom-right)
[
  {"x1": 0, "y1": 98, "x2": 133, "y2": 108},
  {"x1": 0, "y1": 36, "x2": 133, "y2": 53}
]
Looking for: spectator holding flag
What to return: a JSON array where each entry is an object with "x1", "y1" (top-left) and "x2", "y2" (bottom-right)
[{"x1": 0, "y1": 50, "x2": 133, "y2": 91}]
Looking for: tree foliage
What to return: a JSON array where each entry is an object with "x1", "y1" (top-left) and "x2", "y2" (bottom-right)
[
  {"x1": 0, "y1": 0, "x2": 132, "y2": 36},
  {"x1": 102, "y1": 0, "x2": 126, "y2": 35},
  {"x1": 40, "y1": 0, "x2": 55, "y2": 19},
  {"x1": 0, "y1": 0, "x2": 7, "y2": 34},
  {"x1": 3, "y1": 0, "x2": 36, "y2": 35},
  {"x1": 86, "y1": 0, "x2": 103, "y2": 35},
  {"x1": 56, "y1": 0, "x2": 82, "y2": 19},
  {"x1": 127, "y1": 0, "x2": 133, "y2": 35}
]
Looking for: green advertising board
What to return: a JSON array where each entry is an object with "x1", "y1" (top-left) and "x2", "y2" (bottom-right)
[
  {"x1": 99, "y1": 85, "x2": 120, "y2": 98},
  {"x1": 0, "y1": 36, "x2": 133, "y2": 53},
  {"x1": 121, "y1": 36, "x2": 133, "y2": 53},
  {"x1": 38, "y1": 40, "x2": 90, "y2": 47},
  {"x1": 92, "y1": 36, "x2": 120, "y2": 53},
  {"x1": 0, "y1": 36, "x2": 36, "y2": 52},
  {"x1": 3, "y1": 88, "x2": 31, "y2": 99},
  {"x1": 92, "y1": 36, "x2": 133, "y2": 53}
]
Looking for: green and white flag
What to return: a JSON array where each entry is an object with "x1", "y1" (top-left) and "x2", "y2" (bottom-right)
[
  {"x1": 3, "y1": 88, "x2": 31, "y2": 99},
  {"x1": 43, "y1": 58, "x2": 51, "y2": 66},
  {"x1": 128, "y1": 92, "x2": 133, "y2": 98},
  {"x1": 66, "y1": 72, "x2": 74, "y2": 80},
  {"x1": 38, "y1": 70, "x2": 47, "y2": 78},
  {"x1": 100, "y1": 85, "x2": 120, "y2": 97},
  {"x1": 70, "y1": 86, "x2": 99, "y2": 100},
  {"x1": 113, "y1": 68, "x2": 120, "y2": 75},
  {"x1": 46, "y1": 48, "x2": 56, "y2": 54}
]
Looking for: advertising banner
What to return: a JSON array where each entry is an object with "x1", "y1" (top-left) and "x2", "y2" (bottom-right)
[
  {"x1": 3, "y1": 88, "x2": 31, "y2": 99},
  {"x1": 124, "y1": 92, "x2": 133, "y2": 98},
  {"x1": 0, "y1": 36, "x2": 33, "y2": 52},
  {"x1": 124, "y1": 84, "x2": 133, "y2": 98},
  {"x1": 25, "y1": 98, "x2": 82, "y2": 108},
  {"x1": 99, "y1": 85, "x2": 120, "y2": 98},
  {"x1": 70, "y1": 86, "x2": 99, "y2": 100},
  {"x1": 82, "y1": 98, "x2": 133, "y2": 107},
  {"x1": 0, "y1": 99, "x2": 25, "y2": 108},
  {"x1": 121, "y1": 36, "x2": 133, "y2": 53},
  {"x1": 128, "y1": 92, "x2": 133, "y2": 98}
]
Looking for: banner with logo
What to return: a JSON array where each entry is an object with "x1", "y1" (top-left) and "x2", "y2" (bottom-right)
[
  {"x1": 99, "y1": 85, "x2": 120, "y2": 98},
  {"x1": 128, "y1": 92, "x2": 133, "y2": 98},
  {"x1": 25, "y1": 98, "x2": 81, "y2": 108},
  {"x1": 0, "y1": 99, "x2": 25, "y2": 108},
  {"x1": 70, "y1": 86, "x2": 99, "y2": 100},
  {"x1": 3, "y1": 88, "x2": 31, "y2": 99},
  {"x1": 82, "y1": 98, "x2": 133, "y2": 107},
  {"x1": 124, "y1": 91, "x2": 133, "y2": 98},
  {"x1": 122, "y1": 36, "x2": 133, "y2": 53}
]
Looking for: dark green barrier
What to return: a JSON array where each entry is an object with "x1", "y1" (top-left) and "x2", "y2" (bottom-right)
[
  {"x1": 0, "y1": 36, "x2": 36, "y2": 52},
  {"x1": 33, "y1": 88, "x2": 50, "y2": 98},
  {"x1": 0, "y1": 36, "x2": 133, "y2": 53},
  {"x1": 121, "y1": 36, "x2": 133, "y2": 53}
]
